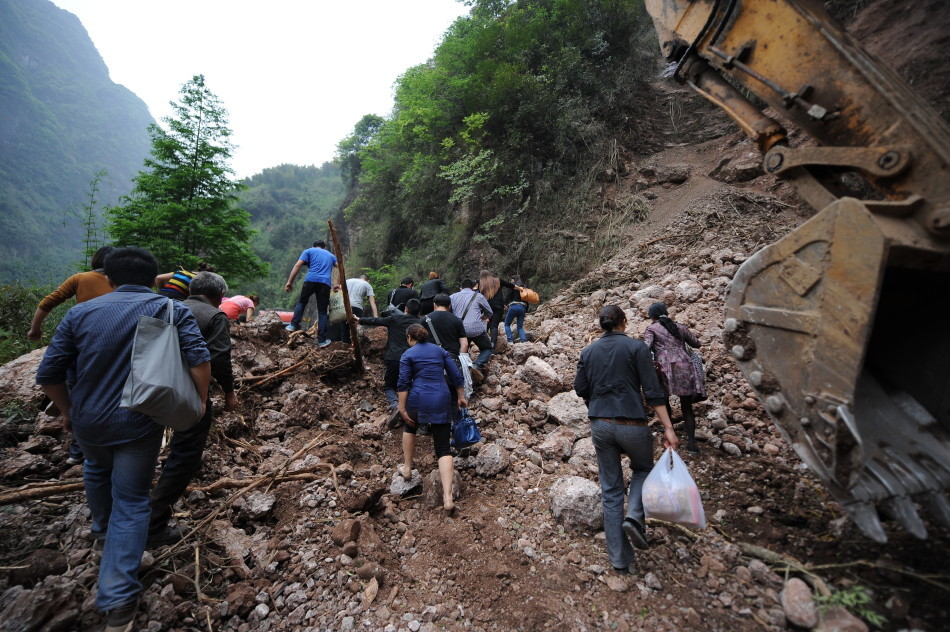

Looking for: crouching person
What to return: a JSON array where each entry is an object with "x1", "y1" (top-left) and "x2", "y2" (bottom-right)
[
  {"x1": 36, "y1": 247, "x2": 210, "y2": 632},
  {"x1": 148, "y1": 271, "x2": 239, "y2": 547}
]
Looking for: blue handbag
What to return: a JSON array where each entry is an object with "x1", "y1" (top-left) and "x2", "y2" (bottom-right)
[{"x1": 451, "y1": 406, "x2": 482, "y2": 449}]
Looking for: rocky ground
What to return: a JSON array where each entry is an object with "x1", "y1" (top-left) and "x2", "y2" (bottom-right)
[
  {"x1": 2, "y1": 125, "x2": 948, "y2": 632},
  {"x1": 3, "y1": 2, "x2": 949, "y2": 630}
]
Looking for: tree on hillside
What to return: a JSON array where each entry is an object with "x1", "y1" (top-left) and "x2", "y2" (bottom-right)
[
  {"x1": 337, "y1": 114, "x2": 385, "y2": 190},
  {"x1": 106, "y1": 75, "x2": 267, "y2": 281}
]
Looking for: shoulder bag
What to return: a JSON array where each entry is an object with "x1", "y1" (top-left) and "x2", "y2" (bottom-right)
[{"x1": 120, "y1": 298, "x2": 204, "y2": 431}]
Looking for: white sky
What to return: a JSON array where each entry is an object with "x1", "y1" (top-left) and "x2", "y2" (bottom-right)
[{"x1": 50, "y1": 0, "x2": 470, "y2": 178}]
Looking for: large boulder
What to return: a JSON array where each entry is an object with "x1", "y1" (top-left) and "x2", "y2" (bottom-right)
[
  {"x1": 475, "y1": 444, "x2": 510, "y2": 477},
  {"x1": 537, "y1": 427, "x2": 578, "y2": 461},
  {"x1": 0, "y1": 348, "x2": 45, "y2": 404},
  {"x1": 510, "y1": 341, "x2": 548, "y2": 364},
  {"x1": 550, "y1": 475, "x2": 603, "y2": 530},
  {"x1": 518, "y1": 356, "x2": 561, "y2": 395},
  {"x1": 546, "y1": 391, "x2": 590, "y2": 437},
  {"x1": 674, "y1": 279, "x2": 704, "y2": 303}
]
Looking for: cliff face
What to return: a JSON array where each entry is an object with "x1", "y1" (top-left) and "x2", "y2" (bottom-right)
[{"x1": 0, "y1": 0, "x2": 154, "y2": 283}]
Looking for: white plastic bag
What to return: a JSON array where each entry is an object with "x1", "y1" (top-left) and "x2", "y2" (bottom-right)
[
  {"x1": 642, "y1": 448, "x2": 706, "y2": 529},
  {"x1": 458, "y1": 354, "x2": 474, "y2": 399}
]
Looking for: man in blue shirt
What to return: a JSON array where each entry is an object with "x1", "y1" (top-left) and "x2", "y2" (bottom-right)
[
  {"x1": 36, "y1": 247, "x2": 211, "y2": 632},
  {"x1": 284, "y1": 240, "x2": 339, "y2": 346}
]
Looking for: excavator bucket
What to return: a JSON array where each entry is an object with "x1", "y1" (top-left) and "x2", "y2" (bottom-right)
[{"x1": 724, "y1": 198, "x2": 950, "y2": 541}]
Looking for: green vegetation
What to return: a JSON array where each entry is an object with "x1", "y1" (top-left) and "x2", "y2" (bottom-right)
[
  {"x1": 106, "y1": 75, "x2": 267, "y2": 284},
  {"x1": 339, "y1": 0, "x2": 658, "y2": 294},
  {"x1": 0, "y1": 283, "x2": 68, "y2": 364},
  {"x1": 815, "y1": 585, "x2": 887, "y2": 628},
  {"x1": 239, "y1": 162, "x2": 347, "y2": 308},
  {"x1": 0, "y1": 0, "x2": 153, "y2": 284}
]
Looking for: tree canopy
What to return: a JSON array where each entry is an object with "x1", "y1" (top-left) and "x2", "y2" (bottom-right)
[{"x1": 106, "y1": 75, "x2": 267, "y2": 282}]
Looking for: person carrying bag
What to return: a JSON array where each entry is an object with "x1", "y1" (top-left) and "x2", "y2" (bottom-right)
[{"x1": 121, "y1": 298, "x2": 204, "y2": 431}]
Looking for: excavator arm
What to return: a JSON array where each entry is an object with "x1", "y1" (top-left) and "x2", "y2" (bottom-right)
[{"x1": 645, "y1": 0, "x2": 950, "y2": 542}]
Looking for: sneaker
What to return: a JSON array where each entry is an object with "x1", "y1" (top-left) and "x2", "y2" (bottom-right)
[
  {"x1": 285, "y1": 324, "x2": 298, "y2": 332},
  {"x1": 622, "y1": 518, "x2": 649, "y2": 551},
  {"x1": 612, "y1": 566, "x2": 631, "y2": 575},
  {"x1": 65, "y1": 457, "x2": 83, "y2": 466},
  {"x1": 686, "y1": 442, "x2": 700, "y2": 454},
  {"x1": 104, "y1": 598, "x2": 139, "y2": 632},
  {"x1": 318, "y1": 340, "x2": 331, "y2": 348},
  {"x1": 146, "y1": 525, "x2": 183, "y2": 549},
  {"x1": 469, "y1": 366, "x2": 484, "y2": 384}
]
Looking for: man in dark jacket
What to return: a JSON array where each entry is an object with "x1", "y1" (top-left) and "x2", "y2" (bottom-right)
[
  {"x1": 385, "y1": 277, "x2": 419, "y2": 314},
  {"x1": 356, "y1": 298, "x2": 422, "y2": 422},
  {"x1": 147, "y1": 271, "x2": 239, "y2": 547}
]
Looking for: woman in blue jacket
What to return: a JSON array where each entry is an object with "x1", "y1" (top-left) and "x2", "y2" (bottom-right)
[{"x1": 397, "y1": 324, "x2": 467, "y2": 512}]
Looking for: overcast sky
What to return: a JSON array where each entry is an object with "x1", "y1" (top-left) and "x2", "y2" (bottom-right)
[{"x1": 50, "y1": 0, "x2": 470, "y2": 178}]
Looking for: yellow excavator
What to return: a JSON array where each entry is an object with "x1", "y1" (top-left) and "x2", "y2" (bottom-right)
[{"x1": 644, "y1": 0, "x2": 950, "y2": 542}]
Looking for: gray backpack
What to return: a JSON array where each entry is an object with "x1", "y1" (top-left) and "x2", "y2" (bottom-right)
[{"x1": 120, "y1": 298, "x2": 203, "y2": 431}]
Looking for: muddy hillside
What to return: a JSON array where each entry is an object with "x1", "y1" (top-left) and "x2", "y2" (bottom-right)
[{"x1": 2, "y1": 1, "x2": 950, "y2": 631}]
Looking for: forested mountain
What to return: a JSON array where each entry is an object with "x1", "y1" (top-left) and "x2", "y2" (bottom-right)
[
  {"x1": 239, "y1": 162, "x2": 346, "y2": 307},
  {"x1": 0, "y1": 0, "x2": 153, "y2": 283},
  {"x1": 335, "y1": 0, "x2": 725, "y2": 295}
]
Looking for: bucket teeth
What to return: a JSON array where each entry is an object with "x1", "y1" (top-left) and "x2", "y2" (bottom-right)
[
  {"x1": 880, "y1": 496, "x2": 928, "y2": 540},
  {"x1": 847, "y1": 502, "x2": 887, "y2": 543}
]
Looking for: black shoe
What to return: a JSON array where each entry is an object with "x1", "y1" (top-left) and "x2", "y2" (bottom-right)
[
  {"x1": 686, "y1": 442, "x2": 700, "y2": 454},
  {"x1": 104, "y1": 598, "x2": 139, "y2": 632},
  {"x1": 622, "y1": 518, "x2": 649, "y2": 551},
  {"x1": 146, "y1": 525, "x2": 183, "y2": 549},
  {"x1": 386, "y1": 409, "x2": 404, "y2": 429},
  {"x1": 612, "y1": 566, "x2": 631, "y2": 575}
]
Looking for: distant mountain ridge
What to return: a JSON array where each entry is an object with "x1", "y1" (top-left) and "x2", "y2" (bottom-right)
[{"x1": 0, "y1": 0, "x2": 154, "y2": 283}]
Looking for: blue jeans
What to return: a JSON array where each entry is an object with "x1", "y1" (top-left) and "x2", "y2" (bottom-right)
[
  {"x1": 590, "y1": 418, "x2": 653, "y2": 570},
  {"x1": 504, "y1": 303, "x2": 527, "y2": 342},
  {"x1": 291, "y1": 281, "x2": 330, "y2": 342},
  {"x1": 79, "y1": 427, "x2": 163, "y2": 611}
]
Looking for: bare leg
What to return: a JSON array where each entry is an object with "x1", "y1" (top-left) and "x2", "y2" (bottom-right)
[
  {"x1": 399, "y1": 432, "x2": 416, "y2": 479},
  {"x1": 438, "y1": 455, "x2": 455, "y2": 511}
]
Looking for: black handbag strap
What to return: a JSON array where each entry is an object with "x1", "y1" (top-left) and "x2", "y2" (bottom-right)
[
  {"x1": 460, "y1": 291, "x2": 479, "y2": 320},
  {"x1": 425, "y1": 316, "x2": 444, "y2": 348}
]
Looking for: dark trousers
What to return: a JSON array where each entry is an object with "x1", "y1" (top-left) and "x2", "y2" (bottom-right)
[
  {"x1": 148, "y1": 401, "x2": 213, "y2": 536},
  {"x1": 488, "y1": 309, "x2": 503, "y2": 347},
  {"x1": 419, "y1": 297, "x2": 435, "y2": 315},
  {"x1": 291, "y1": 281, "x2": 331, "y2": 341},
  {"x1": 383, "y1": 358, "x2": 401, "y2": 410},
  {"x1": 340, "y1": 306, "x2": 363, "y2": 343}
]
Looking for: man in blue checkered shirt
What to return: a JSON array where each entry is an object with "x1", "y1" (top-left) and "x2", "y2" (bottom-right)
[{"x1": 37, "y1": 247, "x2": 210, "y2": 632}]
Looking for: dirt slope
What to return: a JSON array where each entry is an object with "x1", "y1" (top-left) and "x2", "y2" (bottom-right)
[{"x1": 2, "y1": 1, "x2": 949, "y2": 631}]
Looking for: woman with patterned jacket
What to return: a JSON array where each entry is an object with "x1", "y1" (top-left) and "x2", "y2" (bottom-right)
[{"x1": 643, "y1": 302, "x2": 706, "y2": 453}]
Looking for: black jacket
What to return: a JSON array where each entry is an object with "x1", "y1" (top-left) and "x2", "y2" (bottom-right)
[
  {"x1": 183, "y1": 295, "x2": 234, "y2": 393},
  {"x1": 574, "y1": 331, "x2": 666, "y2": 420},
  {"x1": 419, "y1": 278, "x2": 449, "y2": 300},
  {"x1": 387, "y1": 286, "x2": 419, "y2": 311},
  {"x1": 360, "y1": 312, "x2": 422, "y2": 362}
]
